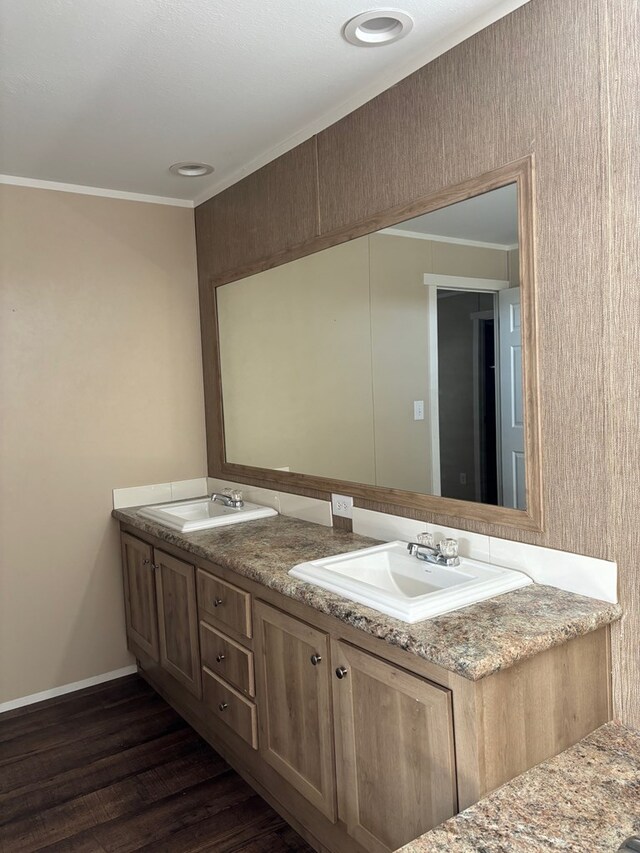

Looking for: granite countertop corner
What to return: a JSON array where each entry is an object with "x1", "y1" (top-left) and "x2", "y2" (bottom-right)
[{"x1": 398, "y1": 722, "x2": 640, "y2": 852}]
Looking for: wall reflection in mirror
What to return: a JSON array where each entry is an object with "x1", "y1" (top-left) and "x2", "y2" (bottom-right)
[{"x1": 216, "y1": 183, "x2": 525, "y2": 509}]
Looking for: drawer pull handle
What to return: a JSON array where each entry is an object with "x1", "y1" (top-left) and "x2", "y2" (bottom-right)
[
  {"x1": 216, "y1": 654, "x2": 226, "y2": 663},
  {"x1": 218, "y1": 702, "x2": 228, "y2": 711},
  {"x1": 335, "y1": 666, "x2": 348, "y2": 679},
  {"x1": 310, "y1": 654, "x2": 322, "y2": 666},
  {"x1": 213, "y1": 597, "x2": 223, "y2": 607}
]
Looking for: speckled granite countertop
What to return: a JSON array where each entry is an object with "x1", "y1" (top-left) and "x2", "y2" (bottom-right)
[
  {"x1": 398, "y1": 722, "x2": 640, "y2": 852},
  {"x1": 113, "y1": 508, "x2": 621, "y2": 681}
]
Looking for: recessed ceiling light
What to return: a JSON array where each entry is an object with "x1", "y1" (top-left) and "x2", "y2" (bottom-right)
[
  {"x1": 169, "y1": 162, "x2": 214, "y2": 177},
  {"x1": 343, "y1": 9, "x2": 414, "y2": 46}
]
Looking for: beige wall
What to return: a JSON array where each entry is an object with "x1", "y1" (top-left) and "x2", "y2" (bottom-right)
[
  {"x1": 218, "y1": 237, "x2": 375, "y2": 483},
  {"x1": 369, "y1": 234, "x2": 433, "y2": 493},
  {"x1": 0, "y1": 184, "x2": 206, "y2": 704},
  {"x1": 508, "y1": 248, "x2": 520, "y2": 287}
]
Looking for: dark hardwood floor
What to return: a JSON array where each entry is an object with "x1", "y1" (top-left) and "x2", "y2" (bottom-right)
[{"x1": 0, "y1": 675, "x2": 314, "y2": 853}]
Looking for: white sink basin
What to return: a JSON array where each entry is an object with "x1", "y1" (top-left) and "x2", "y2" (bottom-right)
[
  {"x1": 289, "y1": 541, "x2": 532, "y2": 623},
  {"x1": 138, "y1": 497, "x2": 277, "y2": 533}
]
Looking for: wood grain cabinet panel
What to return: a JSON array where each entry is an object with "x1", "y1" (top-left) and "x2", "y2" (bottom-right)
[
  {"x1": 195, "y1": 139, "x2": 320, "y2": 283},
  {"x1": 331, "y1": 640, "x2": 457, "y2": 853},
  {"x1": 198, "y1": 568, "x2": 252, "y2": 639},
  {"x1": 155, "y1": 550, "x2": 202, "y2": 699},
  {"x1": 200, "y1": 620, "x2": 255, "y2": 697},
  {"x1": 121, "y1": 533, "x2": 159, "y2": 662},
  {"x1": 202, "y1": 666, "x2": 258, "y2": 749},
  {"x1": 254, "y1": 601, "x2": 337, "y2": 822}
]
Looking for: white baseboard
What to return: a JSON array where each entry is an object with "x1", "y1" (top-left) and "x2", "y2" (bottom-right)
[{"x1": 0, "y1": 665, "x2": 138, "y2": 715}]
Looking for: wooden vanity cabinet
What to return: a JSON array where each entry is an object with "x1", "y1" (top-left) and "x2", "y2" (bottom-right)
[
  {"x1": 254, "y1": 602, "x2": 458, "y2": 851},
  {"x1": 118, "y1": 525, "x2": 612, "y2": 853},
  {"x1": 197, "y1": 568, "x2": 252, "y2": 639},
  {"x1": 331, "y1": 639, "x2": 457, "y2": 852},
  {"x1": 254, "y1": 601, "x2": 337, "y2": 821},
  {"x1": 121, "y1": 533, "x2": 201, "y2": 699},
  {"x1": 200, "y1": 621, "x2": 255, "y2": 697},
  {"x1": 202, "y1": 666, "x2": 258, "y2": 748},
  {"x1": 121, "y1": 533, "x2": 159, "y2": 662},
  {"x1": 154, "y1": 549, "x2": 201, "y2": 699},
  {"x1": 197, "y1": 567, "x2": 259, "y2": 749}
]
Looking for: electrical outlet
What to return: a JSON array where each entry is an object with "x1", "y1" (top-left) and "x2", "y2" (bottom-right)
[
  {"x1": 331, "y1": 493, "x2": 353, "y2": 519},
  {"x1": 413, "y1": 400, "x2": 425, "y2": 421},
  {"x1": 459, "y1": 473, "x2": 467, "y2": 485}
]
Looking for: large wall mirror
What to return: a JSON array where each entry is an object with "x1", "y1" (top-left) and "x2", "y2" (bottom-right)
[{"x1": 207, "y1": 160, "x2": 541, "y2": 530}]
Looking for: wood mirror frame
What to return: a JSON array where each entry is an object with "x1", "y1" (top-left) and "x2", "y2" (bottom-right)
[{"x1": 199, "y1": 157, "x2": 543, "y2": 531}]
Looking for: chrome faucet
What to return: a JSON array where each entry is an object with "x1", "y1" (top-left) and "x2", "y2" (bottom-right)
[
  {"x1": 407, "y1": 532, "x2": 460, "y2": 567},
  {"x1": 210, "y1": 489, "x2": 244, "y2": 508}
]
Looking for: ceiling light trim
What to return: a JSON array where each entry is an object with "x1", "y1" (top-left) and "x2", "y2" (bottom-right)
[
  {"x1": 0, "y1": 174, "x2": 194, "y2": 207},
  {"x1": 343, "y1": 9, "x2": 414, "y2": 46},
  {"x1": 169, "y1": 162, "x2": 215, "y2": 177}
]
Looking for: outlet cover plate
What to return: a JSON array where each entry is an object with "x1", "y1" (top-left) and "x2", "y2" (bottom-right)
[{"x1": 331, "y1": 493, "x2": 354, "y2": 519}]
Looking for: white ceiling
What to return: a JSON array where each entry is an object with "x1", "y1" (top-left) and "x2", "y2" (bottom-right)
[
  {"x1": 389, "y1": 183, "x2": 519, "y2": 246},
  {"x1": 0, "y1": 0, "x2": 530, "y2": 205}
]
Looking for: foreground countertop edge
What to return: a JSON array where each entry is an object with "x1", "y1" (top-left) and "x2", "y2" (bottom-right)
[
  {"x1": 396, "y1": 721, "x2": 640, "y2": 852},
  {"x1": 112, "y1": 508, "x2": 622, "y2": 682}
]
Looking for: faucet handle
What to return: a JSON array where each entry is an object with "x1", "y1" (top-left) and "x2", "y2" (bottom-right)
[
  {"x1": 417, "y1": 531, "x2": 434, "y2": 547},
  {"x1": 224, "y1": 488, "x2": 243, "y2": 501},
  {"x1": 438, "y1": 538, "x2": 459, "y2": 559}
]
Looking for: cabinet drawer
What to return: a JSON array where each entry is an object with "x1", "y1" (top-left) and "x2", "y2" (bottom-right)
[
  {"x1": 200, "y1": 621, "x2": 255, "y2": 697},
  {"x1": 197, "y1": 568, "x2": 252, "y2": 639},
  {"x1": 203, "y1": 666, "x2": 258, "y2": 749}
]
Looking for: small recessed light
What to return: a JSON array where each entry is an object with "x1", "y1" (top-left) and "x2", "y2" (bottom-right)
[
  {"x1": 169, "y1": 162, "x2": 214, "y2": 177},
  {"x1": 343, "y1": 9, "x2": 413, "y2": 46}
]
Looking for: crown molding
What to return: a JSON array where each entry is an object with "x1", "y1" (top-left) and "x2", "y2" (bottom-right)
[
  {"x1": 378, "y1": 227, "x2": 518, "y2": 251},
  {"x1": 0, "y1": 174, "x2": 194, "y2": 207}
]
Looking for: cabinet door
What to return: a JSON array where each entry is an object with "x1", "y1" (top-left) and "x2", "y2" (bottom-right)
[
  {"x1": 332, "y1": 640, "x2": 457, "y2": 853},
  {"x1": 121, "y1": 533, "x2": 159, "y2": 662},
  {"x1": 155, "y1": 549, "x2": 202, "y2": 699},
  {"x1": 254, "y1": 601, "x2": 336, "y2": 821}
]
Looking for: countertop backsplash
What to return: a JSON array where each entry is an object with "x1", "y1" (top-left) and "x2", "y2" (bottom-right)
[{"x1": 112, "y1": 478, "x2": 617, "y2": 604}]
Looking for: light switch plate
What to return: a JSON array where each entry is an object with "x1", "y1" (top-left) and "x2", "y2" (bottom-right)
[{"x1": 331, "y1": 493, "x2": 354, "y2": 519}]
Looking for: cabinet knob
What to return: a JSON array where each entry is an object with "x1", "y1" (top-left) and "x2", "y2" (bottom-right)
[
  {"x1": 213, "y1": 597, "x2": 223, "y2": 607},
  {"x1": 151, "y1": 564, "x2": 159, "y2": 571},
  {"x1": 310, "y1": 654, "x2": 322, "y2": 666},
  {"x1": 216, "y1": 654, "x2": 226, "y2": 663},
  {"x1": 142, "y1": 558, "x2": 150, "y2": 565},
  {"x1": 335, "y1": 666, "x2": 348, "y2": 679},
  {"x1": 218, "y1": 702, "x2": 228, "y2": 712}
]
